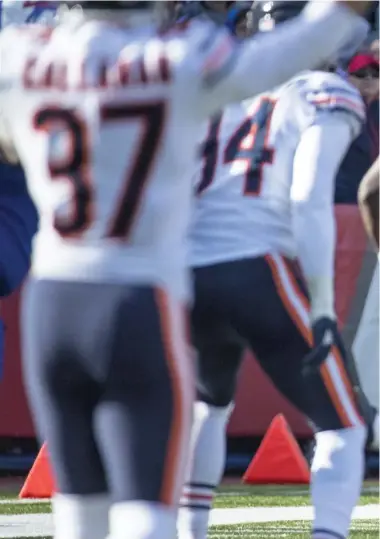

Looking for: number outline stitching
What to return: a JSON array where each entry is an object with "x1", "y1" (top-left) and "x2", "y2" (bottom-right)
[
  {"x1": 33, "y1": 101, "x2": 167, "y2": 241},
  {"x1": 197, "y1": 97, "x2": 277, "y2": 197},
  {"x1": 33, "y1": 106, "x2": 93, "y2": 238}
]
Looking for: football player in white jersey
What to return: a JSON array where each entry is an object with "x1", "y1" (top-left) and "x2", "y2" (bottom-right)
[
  {"x1": 179, "y1": 3, "x2": 375, "y2": 539},
  {"x1": 0, "y1": 1, "x2": 373, "y2": 538}
]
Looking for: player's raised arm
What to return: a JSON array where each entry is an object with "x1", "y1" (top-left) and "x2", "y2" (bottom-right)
[
  {"x1": 195, "y1": 0, "x2": 373, "y2": 116},
  {"x1": 358, "y1": 157, "x2": 380, "y2": 250}
]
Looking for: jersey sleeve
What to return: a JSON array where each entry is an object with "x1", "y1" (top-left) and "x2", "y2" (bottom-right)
[
  {"x1": 186, "y1": 1, "x2": 369, "y2": 118},
  {"x1": 297, "y1": 72, "x2": 366, "y2": 137},
  {"x1": 289, "y1": 97, "x2": 361, "y2": 319}
]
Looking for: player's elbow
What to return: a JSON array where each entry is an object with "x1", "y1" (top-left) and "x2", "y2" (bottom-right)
[{"x1": 358, "y1": 178, "x2": 379, "y2": 208}]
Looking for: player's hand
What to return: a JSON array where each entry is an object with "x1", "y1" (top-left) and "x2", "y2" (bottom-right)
[
  {"x1": 302, "y1": 316, "x2": 346, "y2": 375},
  {"x1": 336, "y1": 1, "x2": 375, "y2": 17}
]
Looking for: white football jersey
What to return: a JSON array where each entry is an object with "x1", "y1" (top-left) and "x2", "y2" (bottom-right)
[
  {"x1": 190, "y1": 70, "x2": 365, "y2": 278},
  {"x1": 0, "y1": 3, "x2": 366, "y2": 300}
]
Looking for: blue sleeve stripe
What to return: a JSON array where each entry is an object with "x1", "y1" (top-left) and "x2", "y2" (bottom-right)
[
  {"x1": 308, "y1": 86, "x2": 360, "y2": 99},
  {"x1": 326, "y1": 105, "x2": 364, "y2": 125}
]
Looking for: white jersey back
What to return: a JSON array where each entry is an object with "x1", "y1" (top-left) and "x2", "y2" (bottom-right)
[
  {"x1": 190, "y1": 70, "x2": 365, "y2": 267},
  {"x1": 0, "y1": 18, "x2": 226, "y2": 300}
]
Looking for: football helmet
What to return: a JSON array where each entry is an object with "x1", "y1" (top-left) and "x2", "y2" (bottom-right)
[
  {"x1": 177, "y1": 1, "x2": 235, "y2": 25},
  {"x1": 225, "y1": 1, "x2": 255, "y2": 37},
  {"x1": 251, "y1": 1, "x2": 369, "y2": 66},
  {"x1": 177, "y1": 1, "x2": 255, "y2": 36},
  {"x1": 251, "y1": 1, "x2": 306, "y2": 33}
]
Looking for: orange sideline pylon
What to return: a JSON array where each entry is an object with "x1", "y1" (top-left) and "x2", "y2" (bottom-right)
[
  {"x1": 242, "y1": 414, "x2": 310, "y2": 484},
  {"x1": 19, "y1": 443, "x2": 55, "y2": 498}
]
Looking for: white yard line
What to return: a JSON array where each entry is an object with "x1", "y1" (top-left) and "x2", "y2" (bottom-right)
[
  {"x1": 210, "y1": 504, "x2": 380, "y2": 525},
  {"x1": 0, "y1": 505, "x2": 378, "y2": 538},
  {"x1": 0, "y1": 514, "x2": 52, "y2": 538}
]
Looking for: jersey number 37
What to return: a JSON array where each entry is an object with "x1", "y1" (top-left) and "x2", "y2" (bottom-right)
[{"x1": 33, "y1": 102, "x2": 165, "y2": 239}]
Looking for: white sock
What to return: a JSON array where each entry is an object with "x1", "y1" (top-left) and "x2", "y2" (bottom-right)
[
  {"x1": 177, "y1": 401, "x2": 233, "y2": 539},
  {"x1": 311, "y1": 425, "x2": 367, "y2": 539},
  {"x1": 52, "y1": 492, "x2": 110, "y2": 539},
  {"x1": 108, "y1": 501, "x2": 176, "y2": 539}
]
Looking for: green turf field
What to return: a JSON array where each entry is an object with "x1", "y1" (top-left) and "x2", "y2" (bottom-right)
[
  {"x1": 209, "y1": 521, "x2": 379, "y2": 538},
  {"x1": 1, "y1": 481, "x2": 378, "y2": 538}
]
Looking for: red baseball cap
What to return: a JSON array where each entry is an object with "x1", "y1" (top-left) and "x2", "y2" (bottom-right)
[{"x1": 348, "y1": 54, "x2": 379, "y2": 74}]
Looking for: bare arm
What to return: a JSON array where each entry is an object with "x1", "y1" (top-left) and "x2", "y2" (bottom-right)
[{"x1": 358, "y1": 157, "x2": 379, "y2": 250}]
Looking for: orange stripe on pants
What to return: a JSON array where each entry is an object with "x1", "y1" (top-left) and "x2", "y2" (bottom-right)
[
  {"x1": 265, "y1": 255, "x2": 362, "y2": 428},
  {"x1": 155, "y1": 288, "x2": 193, "y2": 506}
]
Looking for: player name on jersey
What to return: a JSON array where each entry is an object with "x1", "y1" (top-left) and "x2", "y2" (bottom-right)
[{"x1": 23, "y1": 47, "x2": 172, "y2": 90}]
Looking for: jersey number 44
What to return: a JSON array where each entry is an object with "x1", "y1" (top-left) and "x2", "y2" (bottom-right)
[{"x1": 197, "y1": 97, "x2": 276, "y2": 197}]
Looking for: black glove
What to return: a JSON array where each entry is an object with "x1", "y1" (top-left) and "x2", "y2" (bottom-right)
[
  {"x1": 302, "y1": 316, "x2": 346, "y2": 376},
  {"x1": 303, "y1": 316, "x2": 376, "y2": 436}
]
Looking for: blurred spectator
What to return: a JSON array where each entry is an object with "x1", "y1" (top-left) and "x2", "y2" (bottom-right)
[
  {"x1": 0, "y1": 162, "x2": 39, "y2": 378},
  {"x1": 0, "y1": 0, "x2": 43, "y2": 380},
  {"x1": 0, "y1": 163, "x2": 38, "y2": 298},
  {"x1": 370, "y1": 40, "x2": 379, "y2": 61},
  {"x1": 335, "y1": 53, "x2": 379, "y2": 204},
  {"x1": 348, "y1": 53, "x2": 379, "y2": 102},
  {"x1": 366, "y1": 2, "x2": 379, "y2": 42}
]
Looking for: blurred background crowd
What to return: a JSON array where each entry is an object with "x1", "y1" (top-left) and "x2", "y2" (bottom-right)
[{"x1": 334, "y1": 9, "x2": 379, "y2": 205}]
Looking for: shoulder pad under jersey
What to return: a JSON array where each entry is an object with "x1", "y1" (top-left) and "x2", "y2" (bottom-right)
[{"x1": 297, "y1": 70, "x2": 365, "y2": 124}]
